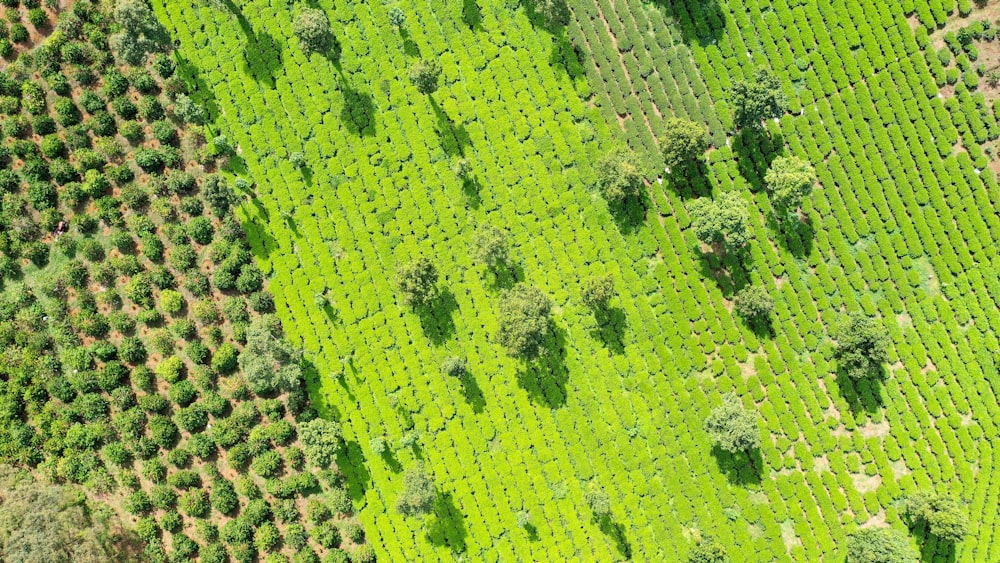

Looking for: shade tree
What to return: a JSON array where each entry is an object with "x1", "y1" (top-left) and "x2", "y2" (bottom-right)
[
  {"x1": 687, "y1": 191, "x2": 751, "y2": 252},
  {"x1": 495, "y1": 285, "x2": 553, "y2": 359},
  {"x1": 299, "y1": 418, "x2": 343, "y2": 469},
  {"x1": 704, "y1": 393, "x2": 760, "y2": 454},
  {"x1": 237, "y1": 314, "x2": 304, "y2": 395},
  {"x1": 110, "y1": 0, "x2": 169, "y2": 65},
  {"x1": 686, "y1": 537, "x2": 731, "y2": 563},
  {"x1": 901, "y1": 492, "x2": 970, "y2": 543},
  {"x1": 473, "y1": 225, "x2": 510, "y2": 271},
  {"x1": 581, "y1": 274, "x2": 615, "y2": 311},
  {"x1": 396, "y1": 257, "x2": 440, "y2": 308},
  {"x1": 293, "y1": 7, "x2": 333, "y2": 54},
  {"x1": 595, "y1": 146, "x2": 643, "y2": 205},
  {"x1": 764, "y1": 156, "x2": 816, "y2": 215},
  {"x1": 733, "y1": 285, "x2": 773, "y2": 324},
  {"x1": 395, "y1": 462, "x2": 436, "y2": 517},
  {"x1": 409, "y1": 59, "x2": 443, "y2": 95},
  {"x1": 846, "y1": 527, "x2": 919, "y2": 563},
  {"x1": 661, "y1": 118, "x2": 709, "y2": 171},
  {"x1": 834, "y1": 314, "x2": 891, "y2": 379},
  {"x1": 729, "y1": 69, "x2": 787, "y2": 129}
]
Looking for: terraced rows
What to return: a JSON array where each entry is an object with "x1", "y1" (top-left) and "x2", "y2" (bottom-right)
[{"x1": 156, "y1": 0, "x2": 1000, "y2": 560}]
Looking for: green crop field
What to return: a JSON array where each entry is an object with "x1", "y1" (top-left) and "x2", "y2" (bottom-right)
[{"x1": 152, "y1": 0, "x2": 1000, "y2": 561}]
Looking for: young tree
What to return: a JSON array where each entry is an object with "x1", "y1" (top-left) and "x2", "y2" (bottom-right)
[
  {"x1": 110, "y1": 0, "x2": 169, "y2": 65},
  {"x1": 535, "y1": 0, "x2": 569, "y2": 28},
  {"x1": 293, "y1": 7, "x2": 333, "y2": 54},
  {"x1": 409, "y1": 59, "x2": 442, "y2": 95},
  {"x1": 902, "y1": 492, "x2": 970, "y2": 543},
  {"x1": 834, "y1": 314, "x2": 890, "y2": 379},
  {"x1": 846, "y1": 528, "x2": 919, "y2": 563},
  {"x1": 441, "y1": 356, "x2": 467, "y2": 378},
  {"x1": 473, "y1": 225, "x2": 510, "y2": 271},
  {"x1": 396, "y1": 257, "x2": 439, "y2": 308},
  {"x1": 595, "y1": 146, "x2": 643, "y2": 205},
  {"x1": 704, "y1": 393, "x2": 760, "y2": 453},
  {"x1": 237, "y1": 314, "x2": 304, "y2": 395},
  {"x1": 395, "y1": 462, "x2": 436, "y2": 517},
  {"x1": 583, "y1": 482, "x2": 611, "y2": 520},
  {"x1": 729, "y1": 69, "x2": 787, "y2": 129},
  {"x1": 387, "y1": 6, "x2": 406, "y2": 30},
  {"x1": 687, "y1": 191, "x2": 751, "y2": 252},
  {"x1": 764, "y1": 156, "x2": 816, "y2": 215},
  {"x1": 661, "y1": 117, "x2": 709, "y2": 171},
  {"x1": 452, "y1": 157, "x2": 473, "y2": 181},
  {"x1": 687, "y1": 537, "x2": 731, "y2": 563},
  {"x1": 733, "y1": 285, "x2": 773, "y2": 323},
  {"x1": 299, "y1": 418, "x2": 344, "y2": 469},
  {"x1": 581, "y1": 274, "x2": 615, "y2": 311},
  {"x1": 495, "y1": 285, "x2": 552, "y2": 359}
]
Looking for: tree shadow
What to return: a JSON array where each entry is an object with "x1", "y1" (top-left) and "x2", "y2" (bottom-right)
[
  {"x1": 174, "y1": 54, "x2": 220, "y2": 122},
  {"x1": 590, "y1": 306, "x2": 626, "y2": 354},
  {"x1": 461, "y1": 0, "x2": 484, "y2": 30},
  {"x1": 484, "y1": 261, "x2": 524, "y2": 292},
  {"x1": 549, "y1": 32, "x2": 585, "y2": 80},
  {"x1": 515, "y1": 323, "x2": 569, "y2": 408},
  {"x1": 322, "y1": 302, "x2": 340, "y2": 323},
  {"x1": 336, "y1": 440, "x2": 372, "y2": 502},
  {"x1": 454, "y1": 370, "x2": 485, "y2": 413},
  {"x1": 461, "y1": 176, "x2": 481, "y2": 209},
  {"x1": 597, "y1": 515, "x2": 632, "y2": 559},
  {"x1": 523, "y1": 0, "x2": 569, "y2": 34},
  {"x1": 694, "y1": 246, "x2": 751, "y2": 297},
  {"x1": 607, "y1": 191, "x2": 649, "y2": 235},
  {"x1": 665, "y1": 160, "x2": 712, "y2": 199},
  {"x1": 400, "y1": 29, "x2": 421, "y2": 58},
  {"x1": 524, "y1": 523, "x2": 540, "y2": 541},
  {"x1": 709, "y1": 445, "x2": 763, "y2": 486},
  {"x1": 339, "y1": 83, "x2": 376, "y2": 136},
  {"x1": 415, "y1": 288, "x2": 459, "y2": 345},
  {"x1": 379, "y1": 447, "x2": 403, "y2": 473},
  {"x1": 281, "y1": 212, "x2": 301, "y2": 237},
  {"x1": 733, "y1": 128, "x2": 784, "y2": 191},
  {"x1": 911, "y1": 522, "x2": 957, "y2": 563},
  {"x1": 656, "y1": 0, "x2": 726, "y2": 47},
  {"x1": 222, "y1": 0, "x2": 284, "y2": 87},
  {"x1": 739, "y1": 314, "x2": 775, "y2": 339},
  {"x1": 766, "y1": 211, "x2": 815, "y2": 258},
  {"x1": 834, "y1": 369, "x2": 885, "y2": 416},
  {"x1": 430, "y1": 98, "x2": 472, "y2": 156},
  {"x1": 426, "y1": 491, "x2": 468, "y2": 553}
]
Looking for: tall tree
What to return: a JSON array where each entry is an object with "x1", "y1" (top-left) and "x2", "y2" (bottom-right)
[
  {"x1": 733, "y1": 285, "x2": 774, "y2": 323},
  {"x1": 396, "y1": 257, "x2": 440, "y2": 308},
  {"x1": 729, "y1": 69, "x2": 787, "y2": 129},
  {"x1": 846, "y1": 528, "x2": 919, "y2": 563},
  {"x1": 409, "y1": 59, "x2": 443, "y2": 95},
  {"x1": 299, "y1": 418, "x2": 344, "y2": 469},
  {"x1": 595, "y1": 146, "x2": 643, "y2": 205},
  {"x1": 395, "y1": 462, "x2": 436, "y2": 517},
  {"x1": 473, "y1": 226, "x2": 510, "y2": 271},
  {"x1": 687, "y1": 537, "x2": 731, "y2": 563},
  {"x1": 293, "y1": 7, "x2": 333, "y2": 53},
  {"x1": 109, "y1": 0, "x2": 169, "y2": 65},
  {"x1": 902, "y1": 492, "x2": 970, "y2": 543},
  {"x1": 687, "y1": 191, "x2": 751, "y2": 252},
  {"x1": 704, "y1": 393, "x2": 760, "y2": 453},
  {"x1": 661, "y1": 118, "x2": 709, "y2": 171},
  {"x1": 237, "y1": 314, "x2": 304, "y2": 395},
  {"x1": 581, "y1": 274, "x2": 615, "y2": 311},
  {"x1": 834, "y1": 314, "x2": 890, "y2": 379},
  {"x1": 496, "y1": 285, "x2": 552, "y2": 359},
  {"x1": 764, "y1": 156, "x2": 816, "y2": 215}
]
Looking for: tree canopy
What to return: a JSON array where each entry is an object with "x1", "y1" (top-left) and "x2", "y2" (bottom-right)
[
  {"x1": 764, "y1": 156, "x2": 816, "y2": 214},
  {"x1": 661, "y1": 118, "x2": 709, "y2": 171},
  {"x1": 409, "y1": 59, "x2": 443, "y2": 95},
  {"x1": 110, "y1": 0, "x2": 169, "y2": 65},
  {"x1": 686, "y1": 537, "x2": 731, "y2": 563},
  {"x1": 704, "y1": 393, "x2": 760, "y2": 453},
  {"x1": 237, "y1": 314, "x2": 304, "y2": 395},
  {"x1": 834, "y1": 314, "x2": 890, "y2": 379},
  {"x1": 495, "y1": 285, "x2": 553, "y2": 359},
  {"x1": 293, "y1": 7, "x2": 333, "y2": 54},
  {"x1": 846, "y1": 527, "x2": 919, "y2": 563},
  {"x1": 583, "y1": 483, "x2": 611, "y2": 519},
  {"x1": 581, "y1": 274, "x2": 615, "y2": 311},
  {"x1": 299, "y1": 418, "x2": 344, "y2": 469},
  {"x1": 395, "y1": 462, "x2": 436, "y2": 517},
  {"x1": 734, "y1": 285, "x2": 774, "y2": 323},
  {"x1": 729, "y1": 69, "x2": 787, "y2": 129},
  {"x1": 473, "y1": 225, "x2": 510, "y2": 270},
  {"x1": 902, "y1": 492, "x2": 970, "y2": 543},
  {"x1": 396, "y1": 257, "x2": 440, "y2": 308},
  {"x1": 687, "y1": 191, "x2": 751, "y2": 251},
  {"x1": 595, "y1": 146, "x2": 643, "y2": 205}
]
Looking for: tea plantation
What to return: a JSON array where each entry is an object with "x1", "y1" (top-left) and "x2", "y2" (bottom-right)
[{"x1": 52, "y1": 0, "x2": 1000, "y2": 560}]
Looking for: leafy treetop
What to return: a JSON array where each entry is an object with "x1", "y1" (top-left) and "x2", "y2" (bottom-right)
[
  {"x1": 687, "y1": 191, "x2": 751, "y2": 251},
  {"x1": 293, "y1": 7, "x2": 333, "y2": 54},
  {"x1": 495, "y1": 285, "x2": 553, "y2": 359},
  {"x1": 595, "y1": 146, "x2": 643, "y2": 205},
  {"x1": 299, "y1": 418, "x2": 344, "y2": 469},
  {"x1": 581, "y1": 274, "x2": 615, "y2": 311},
  {"x1": 473, "y1": 226, "x2": 510, "y2": 271},
  {"x1": 729, "y1": 69, "x2": 788, "y2": 129},
  {"x1": 661, "y1": 117, "x2": 710, "y2": 171},
  {"x1": 733, "y1": 285, "x2": 773, "y2": 322},
  {"x1": 834, "y1": 314, "x2": 890, "y2": 379},
  {"x1": 764, "y1": 156, "x2": 816, "y2": 214},
  {"x1": 846, "y1": 527, "x2": 919, "y2": 563},
  {"x1": 901, "y1": 492, "x2": 970, "y2": 543},
  {"x1": 237, "y1": 314, "x2": 304, "y2": 396},
  {"x1": 704, "y1": 393, "x2": 760, "y2": 453},
  {"x1": 395, "y1": 462, "x2": 436, "y2": 517},
  {"x1": 409, "y1": 59, "x2": 443, "y2": 95},
  {"x1": 686, "y1": 537, "x2": 731, "y2": 563},
  {"x1": 396, "y1": 257, "x2": 440, "y2": 308}
]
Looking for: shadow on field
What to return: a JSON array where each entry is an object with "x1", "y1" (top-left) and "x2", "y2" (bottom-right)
[
  {"x1": 516, "y1": 323, "x2": 569, "y2": 408},
  {"x1": 455, "y1": 369, "x2": 486, "y2": 413},
  {"x1": 174, "y1": 54, "x2": 220, "y2": 122},
  {"x1": 430, "y1": 98, "x2": 473, "y2": 156},
  {"x1": 379, "y1": 447, "x2": 403, "y2": 473},
  {"x1": 427, "y1": 491, "x2": 468, "y2": 553},
  {"x1": 340, "y1": 82, "x2": 376, "y2": 136},
  {"x1": 911, "y1": 522, "x2": 957, "y2": 563},
  {"x1": 695, "y1": 246, "x2": 751, "y2": 297},
  {"x1": 666, "y1": 160, "x2": 712, "y2": 199},
  {"x1": 461, "y1": 176, "x2": 482, "y2": 209},
  {"x1": 484, "y1": 261, "x2": 524, "y2": 292},
  {"x1": 400, "y1": 29, "x2": 421, "y2": 58},
  {"x1": 655, "y1": 0, "x2": 726, "y2": 47},
  {"x1": 462, "y1": 0, "x2": 483, "y2": 30},
  {"x1": 416, "y1": 288, "x2": 459, "y2": 345},
  {"x1": 549, "y1": 32, "x2": 585, "y2": 80},
  {"x1": 766, "y1": 211, "x2": 815, "y2": 258},
  {"x1": 337, "y1": 440, "x2": 372, "y2": 502},
  {"x1": 733, "y1": 128, "x2": 783, "y2": 191},
  {"x1": 834, "y1": 369, "x2": 885, "y2": 416},
  {"x1": 589, "y1": 306, "x2": 627, "y2": 354},
  {"x1": 710, "y1": 445, "x2": 763, "y2": 486},
  {"x1": 220, "y1": 0, "x2": 283, "y2": 87},
  {"x1": 597, "y1": 514, "x2": 632, "y2": 559},
  {"x1": 608, "y1": 190, "x2": 649, "y2": 235}
]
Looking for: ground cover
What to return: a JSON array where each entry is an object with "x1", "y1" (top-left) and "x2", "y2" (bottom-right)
[{"x1": 154, "y1": 0, "x2": 1000, "y2": 561}]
